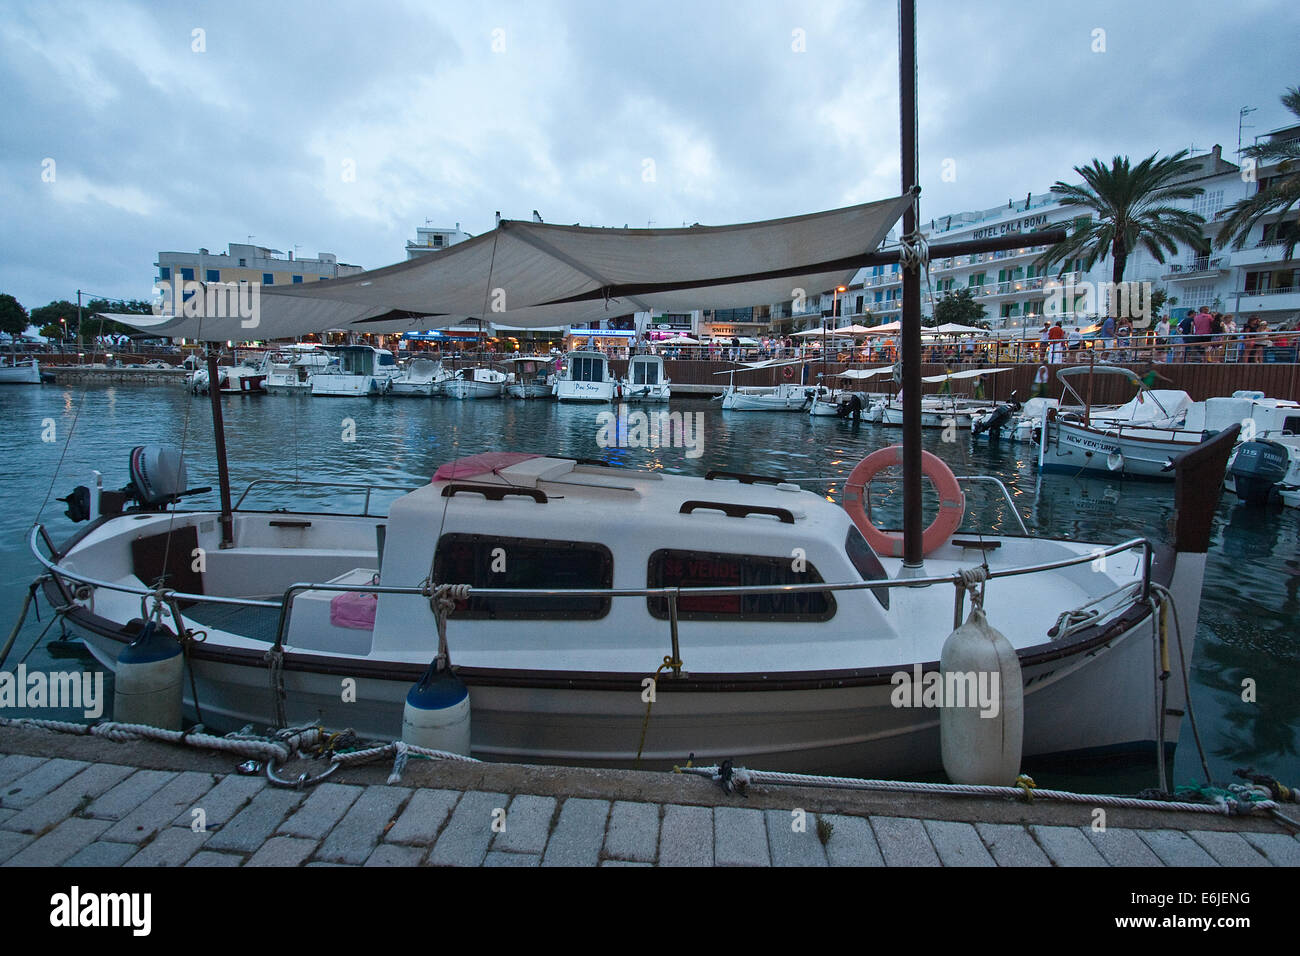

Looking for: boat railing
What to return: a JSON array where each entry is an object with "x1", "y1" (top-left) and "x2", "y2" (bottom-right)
[
  {"x1": 30, "y1": 525, "x2": 1152, "y2": 679},
  {"x1": 857, "y1": 474, "x2": 1030, "y2": 536},
  {"x1": 232, "y1": 479, "x2": 422, "y2": 517}
]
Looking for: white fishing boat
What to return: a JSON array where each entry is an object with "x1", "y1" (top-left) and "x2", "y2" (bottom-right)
[
  {"x1": 0, "y1": 355, "x2": 41, "y2": 384},
  {"x1": 1038, "y1": 367, "x2": 1199, "y2": 479},
  {"x1": 622, "y1": 353, "x2": 671, "y2": 402},
  {"x1": 189, "y1": 351, "x2": 270, "y2": 394},
  {"x1": 263, "y1": 344, "x2": 330, "y2": 395},
  {"x1": 310, "y1": 345, "x2": 398, "y2": 397},
  {"x1": 502, "y1": 356, "x2": 556, "y2": 399},
  {"x1": 553, "y1": 350, "x2": 617, "y2": 402},
  {"x1": 35, "y1": 432, "x2": 1236, "y2": 776},
  {"x1": 389, "y1": 357, "x2": 451, "y2": 397},
  {"x1": 443, "y1": 366, "x2": 506, "y2": 400}
]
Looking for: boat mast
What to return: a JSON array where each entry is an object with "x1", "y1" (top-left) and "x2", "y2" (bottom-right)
[
  {"x1": 205, "y1": 347, "x2": 235, "y2": 548},
  {"x1": 899, "y1": 0, "x2": 923, "y2": 568}
]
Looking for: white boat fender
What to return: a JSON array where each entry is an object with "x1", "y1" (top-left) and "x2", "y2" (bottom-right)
[
  {"x1": 401, "y1": 664, "x2": 471, "y2": 756},
  {"x1": 939, "y1": 585, "x2": 1024, "y2": 786},
  {"x1": 113, "y1": 619, "x2": 184, "y2": 730}
]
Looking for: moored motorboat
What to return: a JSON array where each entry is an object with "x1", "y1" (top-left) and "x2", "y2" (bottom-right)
[
  {"x1": 502, "y1": 356, "x2": 556, "y2": 399},
  {"x1": 389, "y1": 357, "x2": 451, "y2": 397},
  {"x1": 310, "y1": 345, "x2": 399, "y2": 397},
  {"x1": 553, "y1": 350, "x2": 617, "y2": 402},
  {"x1": 35, "y1": 431, "x2": 1238, "y2": 776},
  {"x1": 622, "y1": 354, "x2": 670, "y2": 402},
  {"x1": 442, "y1": 366, "x2": 506, "y2": 400},
  {"x1": 0, "y1": 356, "x2": 41, "y2": 384}
]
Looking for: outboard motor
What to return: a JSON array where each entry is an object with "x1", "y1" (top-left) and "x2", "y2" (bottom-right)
[
  {"x1": 59, "y1": 444, "x2": 208, "y2": 522},
  {"x1": 836, "y1": 393, "x2": 864, "y2": 422},
  {"x1": 972, "y1": 393, "x2": 1021, "y2": 441},
  {"x1": 1230, "y1": 440, "x2": 1290, "y2": 506}
]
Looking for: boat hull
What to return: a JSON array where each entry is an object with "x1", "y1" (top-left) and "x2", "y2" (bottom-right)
[
  {"x1": 0, "y1": 360, "x2": 41, "y2": 384},
  {"x1": 71, "y1": 601, "x2": 1178, "y2": 776},
  {"x1": 443, "y1": 380, "x2": 503, "y2": 400},
  {"x1": 1040, "y1": 420, "x2": 1202, "y2": 479},
  {"x1": 554, "y1": 380, "x2": 615, "y2": 402}
]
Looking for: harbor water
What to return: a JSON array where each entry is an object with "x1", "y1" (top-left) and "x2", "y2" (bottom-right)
[{"x1": 2, "y1": 383, "x2": 1297, "y2": 796}]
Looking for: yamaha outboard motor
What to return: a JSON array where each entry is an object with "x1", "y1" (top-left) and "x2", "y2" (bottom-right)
[
  {"x1": 1230, "y1": 440, "x2": 1290, "y2": 506},
  {"x1": 128, "y1": 445, "x2": 188, "y2": 507},
  {"x1": 59, "y1": 444, "x2": 207, "y2": 522}
]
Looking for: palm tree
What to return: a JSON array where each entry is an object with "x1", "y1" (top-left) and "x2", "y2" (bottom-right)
[
  {"x1": 1035, "y1": 151, "x2": 1208, "y2": 286},
  {"x1": 1216, "y1": 85, "x2": 1300, "y2": 261}
]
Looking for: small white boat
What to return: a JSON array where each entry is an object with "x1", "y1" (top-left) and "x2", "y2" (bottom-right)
[
  {"x1": 502, "y1": 356, "x2": 556, "y2": 399},
  {"x1": 443, "y1": 366, "x2": 506, "y2": 400},
  {"x1": 263, "y1": 345, "x2": 330, "y2": 395},
  {"x1": 1038, "y1": 368, "x2": 1200, "y2": 479},
  {"x1": 389, "y1": 357, "x2": 451, "y2": 397},
  {"x1": 0, "y1": 356, "x2": 41, "y2": 384},
  {"x1": 622, "y1": 354, "x2": 670, "y2": 402},
  {"x1": 311, "y1": 345, "x2": 399, "y2": 397},
  {"x1": 553, "y1": 350, "x2": 617, "y2": 402}
]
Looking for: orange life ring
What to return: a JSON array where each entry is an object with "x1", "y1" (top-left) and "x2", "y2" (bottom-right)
[
  {"x1": 782, "y1": 366, "x2": 795, "y2": 380},
  {"x1": 843, "y1": 445, "x2": 964, "y2": 558}
]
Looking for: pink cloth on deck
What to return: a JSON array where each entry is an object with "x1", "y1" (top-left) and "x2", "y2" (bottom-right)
[
  {"x1": 433, "y1": 452, "x2": 540, "y2": 481},
  {"x1": 330, "y1": 591, "x2": 377, "y2": 630}
]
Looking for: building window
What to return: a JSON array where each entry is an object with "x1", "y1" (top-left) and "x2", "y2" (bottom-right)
[
  {"x1": 292, "y1": 275, "x2": 303, "y2": 284},
  {"x1": 432, "y1": 533, "x2": 612, "y2": 620},
  {"x1": 238, "y1": 258, "x2": 247, "y2": 267},
  {"x1": 159, "y1": 267, "x2": 171, "y2": 280},
  {"x1": 206, "y1": 270, "x2": 219, "y2": 283},
  {"x1": 263, "y1": 274, "x2": 274, "y2": 285},
  {"x1": 180, "y1": 268, "x2": 194, "y2": 281},
  {"x1": 647, "y1": 549, "x2": 836, "y2": 622}
]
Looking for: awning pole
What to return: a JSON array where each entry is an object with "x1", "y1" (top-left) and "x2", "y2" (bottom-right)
[
  {"x1": 899, "y1": 0, "x2": 923, "y2": 568},
  {"x1": 206, "y1": 349, "x2": 235, "y2": 549}
]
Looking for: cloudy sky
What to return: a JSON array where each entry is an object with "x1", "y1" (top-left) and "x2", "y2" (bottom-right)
[{"x1": 1, "y1": 0, "x2": 1295, "y2": 312}]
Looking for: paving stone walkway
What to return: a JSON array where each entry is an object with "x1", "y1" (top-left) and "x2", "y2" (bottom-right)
[{"x1": 2, "y1": 752, "x2": 1297, "y2": 867}]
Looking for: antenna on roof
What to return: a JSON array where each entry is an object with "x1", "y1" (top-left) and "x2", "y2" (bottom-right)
[{"x1": 532, "y1": 210, "x2": 542, "y2": 223}]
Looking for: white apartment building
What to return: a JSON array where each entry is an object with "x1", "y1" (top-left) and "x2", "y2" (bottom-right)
[{"x1": 155, "y1": 243, "x2": 362, "y2": 290}]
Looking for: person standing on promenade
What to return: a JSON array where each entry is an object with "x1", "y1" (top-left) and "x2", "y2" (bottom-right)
[
  {"x1": 1067, "y1": 325, "x2": 1083, "y2": 362},
  {"x1": 1192, "y1": 306, "x2": 1214, "y2": 362},
  {"x1": 1047, "y1": 320, "x2": 1066, "y2": 363},
  {"x1": 1222, "y1": 315, "x2": 1239, "y2": 362},
  {"x1": 1098, "y1": 314, "x2": 1116, "y2": 360},
  {"x1": 1242, "y1": 314, "x2": 1263, "y2": 363},
  {"x1": 1154, "y1": 315, "x2": 1171, "y2": 362}
]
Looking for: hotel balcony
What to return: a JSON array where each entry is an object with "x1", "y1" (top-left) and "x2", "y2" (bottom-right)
[
  {"x1": 1234, "y1": 286, "x2": 1300, "y2": 315},
  {"x1": 1162, "y1": 256, "x2": 1231, "y2": 281}
]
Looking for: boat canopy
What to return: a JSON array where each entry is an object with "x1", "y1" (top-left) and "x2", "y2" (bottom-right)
[
  {"x1": 100, "y1": 196, "x2": 911, "y2": 342},
  {"x1": 920, "y1": 367, "x2": 1012, "y2": 383}
]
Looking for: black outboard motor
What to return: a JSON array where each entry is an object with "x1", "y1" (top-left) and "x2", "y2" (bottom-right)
[
  {"x1": 972, "y1": 392, "x2": 1022, "y2": 441},
  {"x1": 836, "y1": 393, "x2": 864, "y2": 422},
  {"x1": 1230, "y1": 440, "x2": 1290, "y2": 506},
  {"x1": 59, "y1": 444, "x2": 209, "y2": 522}
]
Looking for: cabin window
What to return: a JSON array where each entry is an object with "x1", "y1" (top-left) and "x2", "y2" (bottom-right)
[
  {"x1": 1283, "y1": 416, "x2": 1300, "y2": 436},
  {"x1": 632, "y1": 361, "x2": 658, "y2": 384},
  {"x1": 647, "y1": 550, "x2": 836, "y2": 622},
  {"x1": 433, "y1": 534, "x2": 613, "y2": 620},
  {"x1": 845, "y1": 526, "x2": 890, "y2": 609},
  {"x1": 569, "y1": 356, "x2": 605, "y2": 382}
]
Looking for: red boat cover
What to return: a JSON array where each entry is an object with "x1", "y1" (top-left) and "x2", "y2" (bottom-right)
[{"x1": 433, "y1": 452, "x2": 540, "y2": 481}]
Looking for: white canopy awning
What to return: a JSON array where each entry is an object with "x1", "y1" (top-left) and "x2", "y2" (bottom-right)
[
  {"x1": 837, "y1": 366, "x2": 896, "y2": 380},
  {"x1": 108, "y1": 196, "x2": 911, "y2": 342},
  {"x1": 920, "y1": 367, "x2": 1013, "y2": 383}
]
